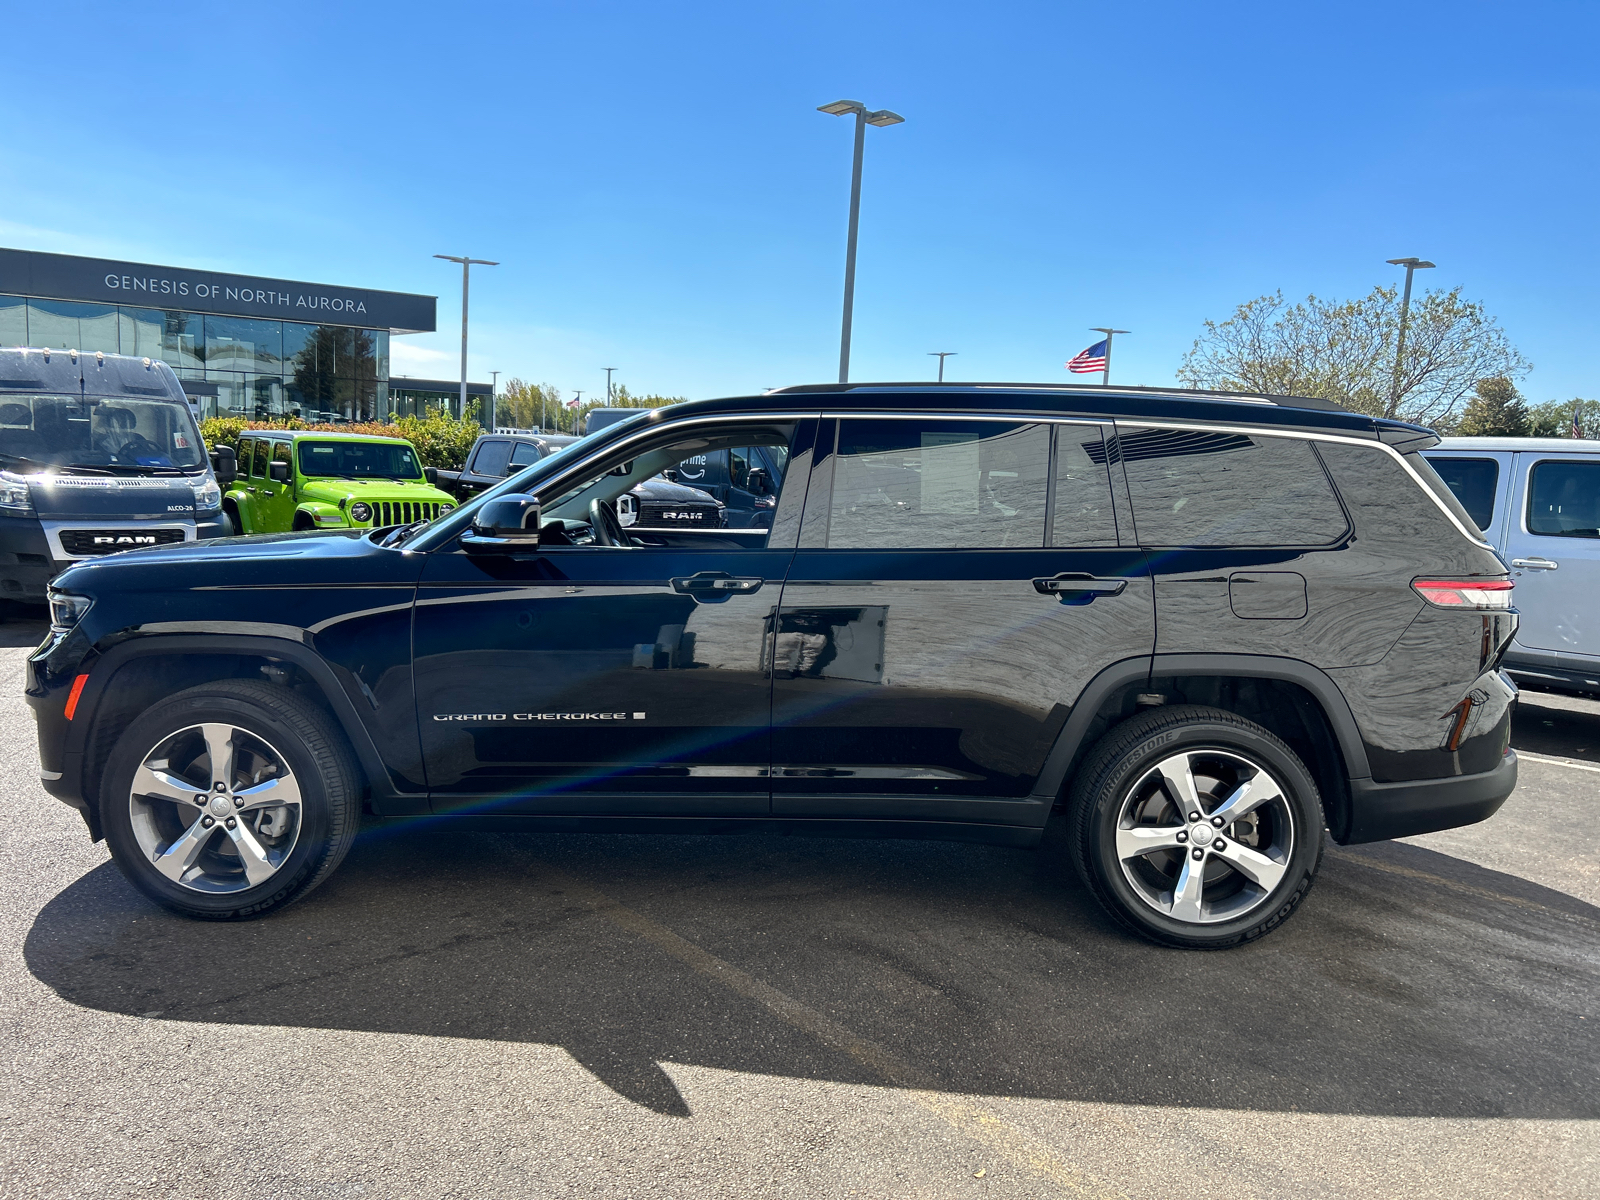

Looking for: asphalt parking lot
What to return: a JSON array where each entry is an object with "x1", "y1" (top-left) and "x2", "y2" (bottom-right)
[{"x1": 1, "y1": 616, "x2": 1596, "y2": 1200}]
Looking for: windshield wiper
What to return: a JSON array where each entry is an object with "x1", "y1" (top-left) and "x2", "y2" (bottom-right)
[
  {"x1": 85, "y1": 463, "x2": 187, "y2": 476},
  {"x1": 0, "y1": 453, "x2": 116, "y2": 476}
]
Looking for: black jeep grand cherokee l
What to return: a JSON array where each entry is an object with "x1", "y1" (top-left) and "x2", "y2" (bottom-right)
[{"x1": 27, "y1": 383, "x2": 1518, "y2": 948}]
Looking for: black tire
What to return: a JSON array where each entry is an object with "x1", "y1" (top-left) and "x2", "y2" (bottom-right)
[
  {"x1": 1066, "y1": 704, "x2": 1325, "y2": 950},
  {"x1": 101, "y1": 679, "x2": 361, "y2": 920}
]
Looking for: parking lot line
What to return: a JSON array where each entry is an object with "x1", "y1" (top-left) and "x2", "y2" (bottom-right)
[
  {"x1": 539, "y1": 861, "x2": 1132, "y2": 1200},
  {"x1": 1515, "y1": 749, "x2": 1600, "y2": 774}
]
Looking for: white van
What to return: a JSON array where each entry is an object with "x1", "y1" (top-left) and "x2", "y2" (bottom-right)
[{"x1": 1426, "y1": 437, "x2": 1600, "y2": 694}]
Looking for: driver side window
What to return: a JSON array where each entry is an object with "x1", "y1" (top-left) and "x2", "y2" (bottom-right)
[{"x1": 538, "y1": 423, "x2": 803, "y2": 550}]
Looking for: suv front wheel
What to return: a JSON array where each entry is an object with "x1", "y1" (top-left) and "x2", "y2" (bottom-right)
[
  {"x1": 1067, "y1": 705, "x2": 1325, "y2": 949},
  {"x1": 101, "y1": 679, "x2": 361, "y2": 920}
]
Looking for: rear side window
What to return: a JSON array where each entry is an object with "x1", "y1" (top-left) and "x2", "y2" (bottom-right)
[
  {"x1": 471, "y1": 439, "x2": 512, "y2": 478},
  {"x1": 1120, "y1": 428, "x2": 1347, "y2": 546},
  {"x1": 1527, "y1": 460, "x2": 1600, "y2": 538},
  {"x1": 1050, "y1": 424, "x2": 1119, "y2": 547},
  {"x1": 508, "y1": 441, "x2": 540, "y2": 469},
  {"x1": 252, "y1": 440, "x2": 269, "y2": 478},
  {"x1": 1424, "y1": 455, "x2": 1499, "y2": 531},
  {"x1": 826, "y1": 419, "x2": 1050, "y2": 549}
]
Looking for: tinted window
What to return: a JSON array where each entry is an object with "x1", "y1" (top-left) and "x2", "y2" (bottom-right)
[
  {"x1": 298, "y1": 440, "x2": 422, "y2": 480},
  {"x1": 252, "y1": 440, "x2": 269, "y2": 478},
  {"x1": 827, "y1": 420, "x2": 1050, "y2": 549},
  {"x1": 1051, "y1": 425, "x2": 1118, "y2": 547},
  {"x1": 273, "y1": 442, "x2": 291, "y2": 465},
  {"x1": 1527, "y1": 460, "x2": 1600, "y2": 539},
  {"x1": 1121, "y1": 428, "x2": 1347, "y2": 546},
  {"x1": 508, "y1": 441, "x2": 540, "y2": 469},
  {"x1": 1424, "y1": 455, "x2": 1499, "y2": 531},
  {"x1": 471, "y1": 439, "x2": 512, "y2": 477}
]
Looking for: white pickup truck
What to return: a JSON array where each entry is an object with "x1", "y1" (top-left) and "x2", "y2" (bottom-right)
[{"x1": 1426, "y1": 437, "x2": 1600, "y2": 695}]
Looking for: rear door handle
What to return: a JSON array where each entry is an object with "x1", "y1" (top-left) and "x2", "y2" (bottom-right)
[
  {"x1": 1033, "y1": 574, "x2": 1128, "y2": 596},
  {"x1": 1511, "y1": 558, "x2": 1559, "y2": 570}
]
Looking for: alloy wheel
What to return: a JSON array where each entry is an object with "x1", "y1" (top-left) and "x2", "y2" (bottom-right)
[
  {"x1": 1114, "y1": 748, "x2": 1295, "y2": 925},
  {"x1": 127, "y1": 723, "x2": 303, "y2": 894}
]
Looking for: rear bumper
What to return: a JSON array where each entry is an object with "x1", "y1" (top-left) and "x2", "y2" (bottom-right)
[{"x1": 1344, "y1": 749, "x2": 1518, "y2": 844}]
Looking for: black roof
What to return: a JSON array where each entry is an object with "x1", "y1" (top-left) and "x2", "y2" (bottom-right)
[{"x1": 657, "y1": 382, "x2": 1434, "y2": 446}]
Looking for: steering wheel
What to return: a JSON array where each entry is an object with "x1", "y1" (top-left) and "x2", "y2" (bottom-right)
[
  {"x1": 116, "y1": 434, "x2": 164, "y2": 460},
  {"x1": 588, "y1": 497, "x2": 630, "y2": 547}
]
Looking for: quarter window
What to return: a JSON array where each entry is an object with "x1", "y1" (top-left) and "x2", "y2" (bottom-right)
[
  {"x1": 1527, "y1": 460, "x2": 1600, "y2": 539},
  {"x1": 1120, "y1": 428, "x2": 1347, "y2": 546},
  {"x1": 826, "y1": 420, "x2": 1051, "y2": 550}
]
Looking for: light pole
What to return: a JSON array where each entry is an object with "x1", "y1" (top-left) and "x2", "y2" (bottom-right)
[
  {"x1": 604, "y1": 367, "x2": 617, "y2": 406},
  {"x1": 928, "y1": 352, "x2": 956, "y2": 382},
  {"x1": 1089, "y1": 328, "x2": 1130, "y2": 387},
  {"x1": 818, "y1": 99, "x2": 905, "y2": 384},
  {"x1": 571, "y1": 390, "x2": 584, "y2": 435},
  {"x1": 489, "y1": 370, "x2": 499, "y2": 428},
  {"x1": 1386, "y1": 257, "x2": 1435, "y2": 416},
  {"x1": 433, "y1": 254, "x2": 499, "y2": 426}
]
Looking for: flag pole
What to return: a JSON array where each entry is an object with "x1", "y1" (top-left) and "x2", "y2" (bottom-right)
[{"x1": 1089, "y1": 327, "x2": 1130, "y2": 386}]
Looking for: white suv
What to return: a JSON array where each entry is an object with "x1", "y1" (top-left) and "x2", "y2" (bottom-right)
[{"x1": 1427, "y1": 437, "x2": 1600, "y2": 694}]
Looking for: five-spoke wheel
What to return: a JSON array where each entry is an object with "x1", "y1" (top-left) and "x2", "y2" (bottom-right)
[
  {"x1": 102, "y1": 679, "x2": 360, "y2": 919},
  {"x1": 1068, "y1": 705, "x2": 1324, "y2": 948}
]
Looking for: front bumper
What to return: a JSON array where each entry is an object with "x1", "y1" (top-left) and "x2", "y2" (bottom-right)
[{"x1": 1344, "y1": 748, "x2": 1518, "y2": 843}]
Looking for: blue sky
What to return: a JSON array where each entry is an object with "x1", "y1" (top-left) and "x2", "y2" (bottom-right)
[{"x1": 4, "y1": 1, "x2": 1597, "y2": 404}]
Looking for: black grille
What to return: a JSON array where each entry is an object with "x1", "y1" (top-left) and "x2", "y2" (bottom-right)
[
  {"x1": 60, "y1": 528, "x2": 187, "y2": 556},
  {"x1": 370, "y1": 501, "x2": 442, "y2": 526},
  {"x1": 638, "y1": 501, "x2": 722, "y2": 528}
]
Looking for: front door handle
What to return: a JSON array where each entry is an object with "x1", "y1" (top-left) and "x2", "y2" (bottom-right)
[
  {"x1": 1033, "y1": 573, "x2": 1128, "y2": 597},
  {"x1": 671, "y1": 571, "x2": 764, "y2": 600},
  {"x1": 1511, "y1": 557, "x2": 1559, "y2": 570}
]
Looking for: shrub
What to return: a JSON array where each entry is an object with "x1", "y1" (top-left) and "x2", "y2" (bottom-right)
[{"x1": 199, "y1": 406, "x2": 483, "y2": 470}]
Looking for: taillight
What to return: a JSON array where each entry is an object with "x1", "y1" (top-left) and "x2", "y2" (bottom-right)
[{"x1": 1412, "y1": 578, "x2": 1514, "y2": 610}]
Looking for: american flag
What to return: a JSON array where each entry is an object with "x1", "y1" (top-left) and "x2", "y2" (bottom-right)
[
  {"x1": 1066, "y1": 340, "x2": 1108, "y2": 373},
  {"x1": 566, "y1": 397, "x2": 581, "y2": 409}
]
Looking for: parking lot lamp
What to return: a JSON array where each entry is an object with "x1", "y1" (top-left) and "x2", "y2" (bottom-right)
[
  {"x1": 433, "y1": 254, "x2": 499, "y2": 426},
  {"x1": 604, "y1": 367, "x2": 617, "y2": 405},
  {"x1": 818, "y1": 100, "x2": 905, "y2": 383},
  {"x1": 928, "y1": 352, "x2": 956, "y2": 382},
  {"x1": 1385, "y1": 257, "x2": 1435, "y2": 416}
]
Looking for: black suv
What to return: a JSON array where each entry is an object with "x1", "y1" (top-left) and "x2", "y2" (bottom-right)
[{"x1": 27, "y1": 385, "x2": 1518, "y2": 948}]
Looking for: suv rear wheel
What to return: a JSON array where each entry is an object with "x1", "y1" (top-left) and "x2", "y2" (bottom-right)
[
  {"x1": 101, "y1": 679, "x2": 361, "y2": 920},
  {"x1": 1067, "y1": 705, "x2": 1324, "y2": 949}
]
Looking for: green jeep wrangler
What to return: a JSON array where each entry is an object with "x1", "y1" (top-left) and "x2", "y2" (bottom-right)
[{"x1": 222, "y1": 431, "x2": 457, "y2": 534}]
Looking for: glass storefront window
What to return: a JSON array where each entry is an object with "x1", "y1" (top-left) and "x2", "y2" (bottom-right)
[
  {"x1": 352, "y1": 329, "x2": 376, "y2": 384},
  {"x1": 206, "y1": 370, "x2": 250, "y2": 420},
  {"x1": 118, "y1": 307, "x2": 166, "y2": 360},
  {"x1": 204, "y1": 316, "x2": 282, "y2": 374},
  {"x1": 0, "y1": 296, "x2": 24, "y2": 347},
  {"x1": 27, "y1": 299, "x2": 119, "y2": 355},
  {"x1": 372, "y1": 331, "x2": 389, "y2": 381}
]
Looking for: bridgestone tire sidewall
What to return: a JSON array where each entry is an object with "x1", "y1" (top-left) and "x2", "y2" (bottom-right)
[
  {"x1": 1072, "y1": 707, "x2": 1324, "y2": 949},
  {"x1": 101, "y1": 683, "x2": 355, "y2": 920}
]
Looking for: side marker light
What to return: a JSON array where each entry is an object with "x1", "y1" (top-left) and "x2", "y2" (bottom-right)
[{"x1": 64, "y1": 674, "x2": 89, "y2": 721}]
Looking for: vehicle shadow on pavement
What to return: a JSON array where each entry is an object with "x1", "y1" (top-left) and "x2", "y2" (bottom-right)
[
  {"x1": 1514, "y1": 690, "x2": 1600, "y2": 764},
  {"x1": 24, "y1": 824, "x2": 1600, "y2": 1121}
]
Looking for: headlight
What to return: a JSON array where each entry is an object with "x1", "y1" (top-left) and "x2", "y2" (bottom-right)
[
  {"x1": 0, "y1": 471, "x2": 33, "y2": 514},
  {"x1": 440, "y1": 503, "x2": 455, "y2": 513},
  {"x1": 349, "y1": 502, "x2": 372, "y2": 523},
  {"x1": 191, "y1": 476, "x2": 221, "y2": 511},
  {"x1": 49, "y1": 590, "x2": 93, "y2": 633}
]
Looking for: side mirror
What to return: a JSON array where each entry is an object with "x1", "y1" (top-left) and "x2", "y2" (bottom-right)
[
  {"x1": 662, "y1": 468, "x2": 679, "y2": 483},
  {"x1": 462, "y1": 494, "x2": 542, "y2": 552},
  {"x1": 745, "y1": 467, "x2": 770, "y2": 495},
  {"x1": 210, "y1": 445, "x2": 237, "y2": 485},
  {"x1": 424, "y1": 466, "x2": 438, "y2": 485},
  {"x1": 269, "y1": 460, "x2": 291, "y2": 483}
]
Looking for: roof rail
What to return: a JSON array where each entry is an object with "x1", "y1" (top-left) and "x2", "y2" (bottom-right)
[{"x1": 761, "y1": 380, "x2": 1352, "y2": 412}]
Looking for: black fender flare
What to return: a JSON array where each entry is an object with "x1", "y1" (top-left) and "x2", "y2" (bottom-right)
[
  {"x1": 63, "y1": 631, "x2": 421, "y2": 809},
  {"x1": 1029, "y1": 652, "x2": 1372, "y2": 804}
]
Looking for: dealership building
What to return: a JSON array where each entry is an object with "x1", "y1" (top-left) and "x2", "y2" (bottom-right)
[{"x1": 0, "y1": 248, "x2": 488, "y2": 425}]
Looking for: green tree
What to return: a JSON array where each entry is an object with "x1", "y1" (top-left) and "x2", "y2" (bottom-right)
[
  {"x1": 1527, "y1": 398, "x2": 1600, "y2": 439},
  {"x1": 1178, "y1": 285, "x2": 1530, "y2": 426},
  {"x1": 495, "y1": 379, "x2": 564, "y2": 431},
  {"x1": 1455, "y1": 376, "x2": 1529, "y2": 436},
  {"x1": 607, "y1": 384, "x2": 685, "y2": 409}
]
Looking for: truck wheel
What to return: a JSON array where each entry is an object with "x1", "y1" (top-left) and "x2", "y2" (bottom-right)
[
  {"x1": 1066, "y1": 705, "x2": 1324, "y2": 949},
  {"x1": 100, "y1": 679, "x2": 361, "y2": 920}
]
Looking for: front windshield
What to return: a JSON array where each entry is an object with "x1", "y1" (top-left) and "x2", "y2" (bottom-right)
[
  {"x1": 299, "y1": 440, "x2": 423, "y2": 480},
  {"x1": 0, "y1": 393, "x2": 206, "y2": 473}
]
